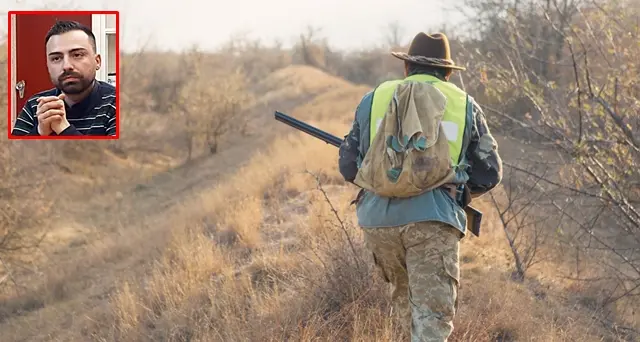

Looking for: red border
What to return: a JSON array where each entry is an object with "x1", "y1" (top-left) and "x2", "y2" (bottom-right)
[{"x1": 6, "y1": 10, "x2": 120, "y2": 140}]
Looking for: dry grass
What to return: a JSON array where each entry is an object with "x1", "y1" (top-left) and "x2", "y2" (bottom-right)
[
  {"x1": 92, "y1": 119, "x2": 615, "y2": 341},
  {"x1": 1, "y1": 41, "x2": 635, "y2": 341}
]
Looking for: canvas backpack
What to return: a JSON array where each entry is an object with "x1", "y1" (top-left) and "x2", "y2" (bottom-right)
[{"x1": 353, "y1": 74, "x2": 468, "y2": 198}]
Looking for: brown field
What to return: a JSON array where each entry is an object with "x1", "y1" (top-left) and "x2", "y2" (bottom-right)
[
  {"x1": 1, "y1": 1, "x2": 639, "y2": 340},
  {"x1": 0, "y1": 63, "x2": 627, "y2": 341}
]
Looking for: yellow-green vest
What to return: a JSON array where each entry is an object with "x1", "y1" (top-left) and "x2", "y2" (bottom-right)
[{"x1": 369, "y1": 74, "x2": 468, "y2": 168}]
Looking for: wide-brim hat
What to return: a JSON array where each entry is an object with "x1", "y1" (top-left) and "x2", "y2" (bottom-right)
[{"x1": 391, "y1": 32, "x2": 466, "y2": 71}]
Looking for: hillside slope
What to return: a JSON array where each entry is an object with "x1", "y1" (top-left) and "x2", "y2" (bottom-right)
[
  {"x1": 1, "y1": 65, "x2": 619, "y2": 342},
  {"x1": 0, "y1": 65, "x2": 370, "y2": 341}
]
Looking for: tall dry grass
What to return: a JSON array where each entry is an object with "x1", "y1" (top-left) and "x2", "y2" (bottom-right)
[
  {"x1": 1, "y1": 17, "x2": 636, "y2": 339},
  {"x1": 94, "y1": 118, "x2": 611, "y2": 342}
]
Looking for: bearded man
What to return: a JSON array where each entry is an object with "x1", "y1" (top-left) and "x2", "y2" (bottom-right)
[{"x1": 11, "y1": 20, "x2": 117, "y2": 137}]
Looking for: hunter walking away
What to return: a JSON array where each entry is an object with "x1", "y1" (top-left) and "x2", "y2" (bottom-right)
[{"x1": 337, "y1": 31, "x2": 503, "y2": 341}]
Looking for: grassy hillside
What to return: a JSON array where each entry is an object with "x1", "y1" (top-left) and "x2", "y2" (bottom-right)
[
  {"x1": 1, "y1": 0, "x2": 638, "y2": 340},
  {"x1": 95, "y1": 119, "x2": 608, "y2": 341},
  {"x1": 0, "y1": 63, "x2": 627, "y2": 341}
]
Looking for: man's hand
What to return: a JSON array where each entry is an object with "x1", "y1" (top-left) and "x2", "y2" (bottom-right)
[{"x1": 36, "y1": 94, "x2": 70, "y2": 135}]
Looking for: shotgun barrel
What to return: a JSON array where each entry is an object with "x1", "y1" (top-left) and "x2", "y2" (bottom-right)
[{"x1": 274, "y1": 111, "x2": 343, "y2": 147}]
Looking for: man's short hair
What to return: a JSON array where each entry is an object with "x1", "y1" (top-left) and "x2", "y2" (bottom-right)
[
  {"x1": 406, "y1": 62, "x2": 450, "y2": 80},
  {"x1": 45, "y1": 20, "x2": 97, "y2": 52}
]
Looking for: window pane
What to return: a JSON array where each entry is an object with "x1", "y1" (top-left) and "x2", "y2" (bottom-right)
[
  {"x1": 106, "y1": 14, "x2": 116, "y2": 30},
  {"x1": 108, "y1": 34, "x2": 117, "y2": 75}
]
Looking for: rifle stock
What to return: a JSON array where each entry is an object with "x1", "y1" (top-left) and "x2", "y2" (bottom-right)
[{"x1": 273, "y1": 110, "x2": 482, "y2": 237}]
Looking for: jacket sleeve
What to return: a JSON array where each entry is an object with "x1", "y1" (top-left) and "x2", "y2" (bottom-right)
[
  {"x1": 105, "y1": 97, "x2": 117, "y2": 136},
  {"x1": 465, "y1": 99, "x2": 503, "y2": 196},
  {"x1": 339, "y1": 120, "x2": 361, "y2": 182},
  {"x1": 58, "y1": 125, "x2": 84, "y2": 136},
  {"x1": 338, "y1": 98, "x2": 366, "y2": 183},
  {"x1": 11, "y1": 102, "x2": 40, "y2": 136}
]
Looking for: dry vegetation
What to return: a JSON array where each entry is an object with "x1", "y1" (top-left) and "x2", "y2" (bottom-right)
[{"x1": 0, "y1": 0, "x2": 639, "y2": 341}]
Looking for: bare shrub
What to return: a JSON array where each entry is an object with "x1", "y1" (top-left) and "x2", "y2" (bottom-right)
[
  {"x1": 173, "y1": 48, "x2": 253, "y2": 161},
  {"x1": 218, "y1": 33, "x2": 292, "y2": 82},
  {"x1": 0, "y1": 42, "x2": 53, "y2": 295},
  {"x1": 454, "y1": 0, "x2": 640, "y2": 332},
  {"x1": 489, "y1": 161, "x2": 557, "y2": 282}
]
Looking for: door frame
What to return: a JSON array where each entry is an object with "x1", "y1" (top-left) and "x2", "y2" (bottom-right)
[
  {"x1": 91, "y1": 14, "x2": 107, "y2": 83},
  {"x1": 10, "y1": 14, "x2": 16, "y2": 130}
]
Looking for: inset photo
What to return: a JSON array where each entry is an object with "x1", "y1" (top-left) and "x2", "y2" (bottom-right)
[{"x1": 7, "y1": 10, "x2": 119, "y2": 139}]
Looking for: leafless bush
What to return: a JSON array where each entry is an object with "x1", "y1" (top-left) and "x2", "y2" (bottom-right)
[
  {"x1": 144, "y1": 52, "x2": 190, "y2": 115},
  {"x1": 0, "y1": 144, "x2": 52, "y2": 294},
  {"x1": 0, "y1": 37, "x2": 55, "y2": 296},
  {"x1": 453, "y1": 0, "x2": 639, "y2": 330},
  {"x1": 173, "y1": 48, "x2": 253, "y2": 161},
  {"x1": 489, "y1": 160, "x2": 556, "y2": 281},
  {"x1": 218, "y1": 33, "x2": 291, "y2": 81},
  {"x1": 289, "y1": 24, "x2": 409, "y2": 86}
]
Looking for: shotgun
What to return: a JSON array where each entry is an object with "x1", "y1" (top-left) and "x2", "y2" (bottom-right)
[{"x1": 273, "y1": 110, "x2": 482, "y2": 237}]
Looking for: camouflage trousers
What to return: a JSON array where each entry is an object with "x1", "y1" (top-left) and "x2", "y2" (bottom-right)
[{"x1": 362, "y1": 221, "x2": 462, "y2": 342}]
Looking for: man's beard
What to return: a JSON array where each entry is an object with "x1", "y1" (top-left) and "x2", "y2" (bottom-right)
[{"x1": 55, "y1": 72, "x2": 95, "y2": 95}]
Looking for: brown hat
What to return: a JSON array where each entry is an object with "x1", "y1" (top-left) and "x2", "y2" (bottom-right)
[{"x1": 391, "y1": 32, "x2": 465, "y2": 71}]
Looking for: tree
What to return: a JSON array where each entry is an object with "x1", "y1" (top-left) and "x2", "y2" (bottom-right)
[
  {"x1": 457, "y1": 0, "x2": 640, "y2": 321},
  {"x1": 173, "y1": 48, "x2": 253, "y2": 161},
  {"x1": 384, "y1": 21, "x2": 404, "y2": 49}
]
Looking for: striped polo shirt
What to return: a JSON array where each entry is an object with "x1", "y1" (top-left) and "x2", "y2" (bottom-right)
[{"x1": 11, "y1": 80, "x2": 117, "y2": 136}]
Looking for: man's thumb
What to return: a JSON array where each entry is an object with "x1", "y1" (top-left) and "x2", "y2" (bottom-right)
[{"x1": 58, "y1": 93, "x2": 66, "y2": 100}]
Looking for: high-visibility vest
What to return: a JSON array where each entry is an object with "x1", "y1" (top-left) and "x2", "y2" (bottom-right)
[{"x1": 369, "y1": 73, "x2": 468, "y2": 167}]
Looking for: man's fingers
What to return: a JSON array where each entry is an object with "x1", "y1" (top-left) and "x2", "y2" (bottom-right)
[
  {"x1": 37, "y1": 109, "x2": 65, "y2": 121},
  {"x1": 37, "y1": 95, "x2": 65, "y2": 112},
  {"x1": 40, "y1": 115, "x2": 62, "y2": 125},
  {"x1": 36, "y1": 100, "x2": 65, "y2": 115},
  {"x1": 37, "y1": 96, "x2": 60, "y2": 104}
]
